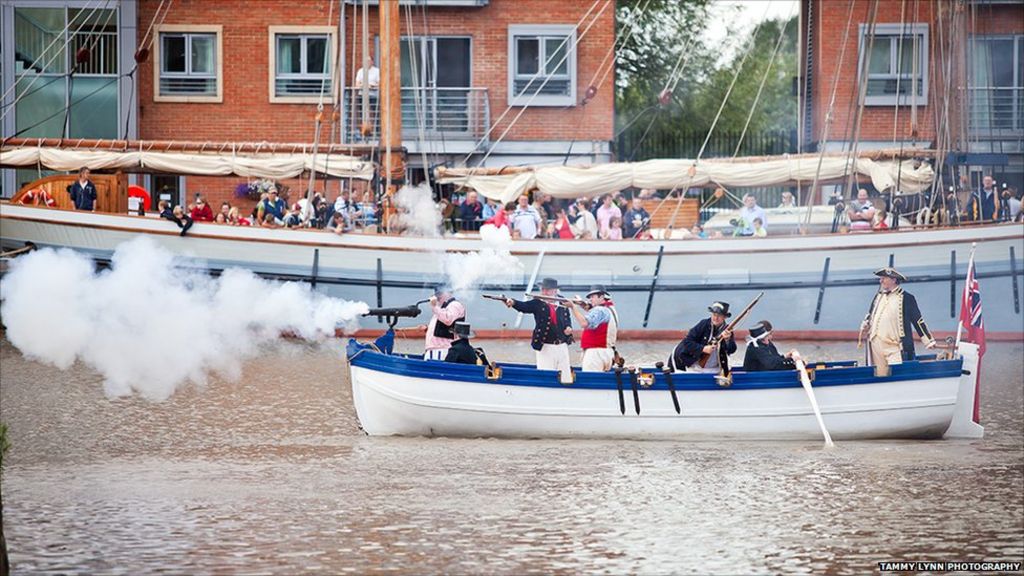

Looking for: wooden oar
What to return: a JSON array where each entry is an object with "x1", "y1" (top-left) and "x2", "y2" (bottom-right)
[
  {"x1": 613, "y1": 365, "x2": 626, "y2": 415},
  {"x1": 628, "y1": 367, "x2": 641, "y2": 415},
  {"x1": 794, "y1": 356, "x2": 834, "y2": 447},
  {"x1": 656, "y1": 361, "x2": 681, "y2": 414}
]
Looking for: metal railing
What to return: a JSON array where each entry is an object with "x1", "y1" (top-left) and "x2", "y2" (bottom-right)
[
  {"x1": 968, "y1": 87, "x2": 1024, "y2": 133},
  {"x1": 344, "y1": 86, "x2": 490, "y2": 142},
  {"x1": 14, "y1": 10, "x2": 118, "y2": 76}
]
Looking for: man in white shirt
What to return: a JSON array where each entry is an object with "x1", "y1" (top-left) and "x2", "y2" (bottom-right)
[
  {"x1": 736, "y1": 193, "x2": 766, "y2": 236},
  {"x1": 355, "y1": 57, "x2": 379, "y2": 89},
  {"x1": 511, "y1": 194, "x2": 542, "y2": 239}
]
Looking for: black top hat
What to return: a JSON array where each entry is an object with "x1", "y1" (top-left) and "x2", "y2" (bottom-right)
[
  {"x1": 585, "y1": 285, "x2": 609, "y2": 298},
  {"x1": 708, "y1": 301, "x2": 732, "y2": 317},
  {"x1": 873, "y1": 267, "x2": 907, "y2": 283},
  {"x1": 453, "y1": 321, "x2": 475, "y2": 338},
  {"x1": 540, "y1": 277, "x2": 559, "y2": 290},
  {"x1": 749, "y1": 320, "x2": 773, "y2": 340},
  {"x1": 433, "y1": 284, "x2": 451, "y2": 296}
]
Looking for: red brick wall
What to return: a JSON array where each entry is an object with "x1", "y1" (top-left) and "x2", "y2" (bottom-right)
[
  {"x1": 137, "y1": 0, "x2": 615, "y2": 209},
  {"x1": 810, "y1": 0, "x2": 1023, "y2": 146},
  {"x1": 137, "y1": 0, "x2": 614, "y2": 144}
]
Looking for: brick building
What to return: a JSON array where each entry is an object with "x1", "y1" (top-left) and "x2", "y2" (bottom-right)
[
  {"x1": 801, "y1": 0, "x2": 1024, "y2": 196},
  {"x1": 2, "y1": 0, "x2": 615, "y2": 210}
]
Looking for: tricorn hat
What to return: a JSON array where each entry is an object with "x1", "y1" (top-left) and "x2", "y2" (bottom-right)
[
  {"x1": 586, "y1": 285, "x2": 609, "y2": 298},
  {"x1": 540, "y1": 277, "x2": 559, "y2": 290},
  {"x1": 433, "y1": 284, "x2": 452, "y2": 296},
  {"x1": 453, "y1": 321, "x2": 475, "y2": 338},
  {"x1": 749, "y1": 320, "x2": 773, "y2": 340},
  {"x1": 874, "y1": 267, "x2": 907, "y2": 283},
  {"x1": 708, "y1": 301, "x2": 732, "y2": 317}
]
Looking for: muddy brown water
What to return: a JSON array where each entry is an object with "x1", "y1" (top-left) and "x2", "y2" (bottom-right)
[{"x1": 1, "y1": 337, "x2": 1022, "y2": 574}]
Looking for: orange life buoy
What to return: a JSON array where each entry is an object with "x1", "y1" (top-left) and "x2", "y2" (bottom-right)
[{"x1": 19, "y1": 188, "x2": 56, "y2": 207}]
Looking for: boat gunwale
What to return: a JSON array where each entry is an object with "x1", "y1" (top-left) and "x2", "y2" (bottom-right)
[{"x1": 347, "y1": 347, "x2": 964, "y2": 391}]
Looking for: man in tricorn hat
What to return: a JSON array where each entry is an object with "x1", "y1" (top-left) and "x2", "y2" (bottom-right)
[
  {"x1": 504, "y1": 277, "x2": 573, "y2": 380},
  {"x1": 742, "y1": 320, "x2": 799, "y2": 371},
  {"x1": 670, "y1": 301, "x2": 736, "y2": 373},
  {"x1": 424, "y1": 284, "x2": 466, "y2": 361},
  {"x1": 444, "y1": 322, "x2": 490, "y2": 366},
  {"x1": 859, "y1": 267, "x2": 935, "y2": 373},
  {"x1": 568, "y1": 286, "x2": 619, "y2": 372}
]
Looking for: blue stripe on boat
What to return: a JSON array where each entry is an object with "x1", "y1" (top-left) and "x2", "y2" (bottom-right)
[{"x1": 346, "y1": 344, "x2": 963, "y2": 391}]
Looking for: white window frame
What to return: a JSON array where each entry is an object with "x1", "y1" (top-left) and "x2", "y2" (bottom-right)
[
  {"x1": 858, "y1": 23, "x2": 928, "y2": 107},
  {"x1": 507, "y1": 24, "x2": 576, "y2": 107},
  {"x1": 268, "y1": 26, "x2": 338, "y2": 103},
  {"x1": 153, "y1": 25, "x2": 223, "y2": 103}
]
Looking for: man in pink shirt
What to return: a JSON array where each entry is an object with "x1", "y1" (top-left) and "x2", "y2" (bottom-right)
[
  {"x1": 423, "y1": 286, "x2": 467, "y2": 360},
  {"x1": 595, "y1": 194, "x2": 622, "y2": 238}
]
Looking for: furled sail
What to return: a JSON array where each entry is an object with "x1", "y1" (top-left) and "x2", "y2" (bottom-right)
[
  {"x1": 436, "y1": 150, "x2": 936, "y2": 204},
  {"x1": 1, "y1": 139, "x2": 376, "y2": 180}
]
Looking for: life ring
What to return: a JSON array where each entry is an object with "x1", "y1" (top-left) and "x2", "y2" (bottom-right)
[{"x1": 19, "y1": 188, "x2": 56, "y2": 207}]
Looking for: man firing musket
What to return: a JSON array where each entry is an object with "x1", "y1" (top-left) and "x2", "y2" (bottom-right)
[
  {"x1": 669, "y1": 293, "x2": 764, "y2": 376},
  {"x1": 485, "y1": 278, "x2": 574, "y2": 382}
]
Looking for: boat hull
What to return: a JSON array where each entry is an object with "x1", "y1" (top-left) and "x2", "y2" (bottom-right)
[
  {"x1": 348, "y1": 349, "x2": 977, "y2": 440},
  {"x1": 2, "y1": 204, "x2": 1022, "y2": 335}
]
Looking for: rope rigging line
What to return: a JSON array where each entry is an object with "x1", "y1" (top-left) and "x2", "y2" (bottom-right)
[
  {"x1": 471, "y1": 0, "x2": 612, "y2": 170},
  {"x1": 63, "y1": 4, "x2": 121, "y2": 138},
  {"x1": 801, "y1": 0, "x2": 858, "y2": 229},
  {"x1": 460, "y1": 0, "x2": 606, "y2": 167},
  {"x1": 840, "y1": 0, "x2": 881, "y2": 200},
  {"x1": 1, "y1": 0, "x2": 111, "y2": 122},
  {"x1": 732, "y1": 2, "x2": 796, "y2": 158},
  {"x1": 302, "y1": 0, "x2": 338, "y2": 221},
  {"x1": 402, "y1": 0, "x2": 432, "y2": 185}
]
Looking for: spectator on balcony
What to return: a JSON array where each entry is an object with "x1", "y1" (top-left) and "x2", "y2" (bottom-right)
[
  {"x1": 735, "y1": 193, "x2": 766, "y2": 236},
  {"x1": 966, "y1": 175, "x2": 1000, "y2": 222},
  {"x1": 190, "y1": 195, "x2": 215, "y2": 222},
  {"x1": 484, "y1": 202, "x2": 511, "y2": 230},
  {"x1": 752, "y1": 217, "x2": 767, "y2": 237},
  {"x1": 571, "y1": 198, "x2": 598, "y2": 239},
  {"x1": 1005, "y1": 186, "x2": 1021, "y2": 222},
  {"x1": 778, "y1": 191, "x2": 798, "y2": 210},
  {"x1": 357, "y1": 191, "x2": 378, "y2": 229},
  {"x1": 265, "y1": 190, "x2": 287, "y2": 224},
  {"x1": 601, "y1": 216, "x2": 624, "y2": 240},
  {"x1": 458, "y1": 191, "x2": 484, "y2": 231},
  {"x1": 533, "y1": 192, "x2": 556, "y2": 221},
  {"x1": 623, "y1": 196, "x2": 650, "y2": 239},
  {"x1": 511, "y1": 194, "x2": 542, "y2": 239},
  {"x1": 220, "y1": 202, "x2": 231, "y2": 221},
  {"x1": 261, "y1": 214, "x2": 278, "y2": 229},
  {"x1": 214, "y1": 212, "x2": 228, "y2": 225},
  {"x1": 228, "y1": 207, "x2": 251, "y2": 226},
  {"x1": 596, "y1": 194, "x2": 622, "y2": 238},
  {"x1": 873, "y1": 208, "x2": 890, "y2": 231},
  {"x1": 481, "y1": 198, "x2": 498, "y2": 221},
  {"x1": 847, "y1": 188, "x2": 876, "y2": 232},
  {"x1": 550, "y1": 207, "x2": 575, "y2": 239},
  {"x1": 355, "y1": 57, "x2": 380, "y2": 90},
  {"x1": 69, "y1": 167, "x2": 97, "y2": 211}
]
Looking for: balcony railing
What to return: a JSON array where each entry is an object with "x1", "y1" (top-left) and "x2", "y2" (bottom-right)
[
  {"x1": 344, "y1": 87, "x2": 490, "y2": 143},
  {"x1": 968, "y1": 87, "x2": 1024, "y2": 133}
]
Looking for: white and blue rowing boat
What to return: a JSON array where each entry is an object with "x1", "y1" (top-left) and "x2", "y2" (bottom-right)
[{"x1": 346, "y1": 338, "x2": 985, "y2": 441}]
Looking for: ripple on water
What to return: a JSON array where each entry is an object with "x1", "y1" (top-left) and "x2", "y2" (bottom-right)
[{"x1": 1, "y1": 338, "x2": 1022, "y2": 574}]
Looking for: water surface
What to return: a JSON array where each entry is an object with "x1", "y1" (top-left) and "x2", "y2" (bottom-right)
[{"x1": 1, "y1": 337, "x2": 1022, "y2": 574}]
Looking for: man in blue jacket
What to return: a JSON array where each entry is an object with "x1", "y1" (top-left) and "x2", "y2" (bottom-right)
[
  {"x1": 69, "y1": 167, "x2": 97, "y2": 211},
  {"x1": 670, "y1": 301, "x2": 736, "y2": 373}
]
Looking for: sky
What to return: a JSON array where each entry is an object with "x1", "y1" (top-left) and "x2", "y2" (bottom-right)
[{"x1": 703, "y1": 0, "x2": 799, "y2": 64}]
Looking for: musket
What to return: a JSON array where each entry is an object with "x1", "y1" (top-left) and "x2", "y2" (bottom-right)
[
  {"x1": 362, "y1": 299, "x2": 429, "y2": 327},
  {"x1": 525, "y1": 292, "x2": 592, "y2": 309},
  {"x1": 697, "y1": 291, "x2": 765, "y2": 368},
  {"x1": 482, "y1": 293, "x2": 509, "y2": 303}
]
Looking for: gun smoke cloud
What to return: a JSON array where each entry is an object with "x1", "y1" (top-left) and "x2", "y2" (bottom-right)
[
  {"x1": 0, "y1": 237, "x2": 368, "y2": 401},
  {"x1": 441, "y1": 224, "x2": 524, "y2": 300}
]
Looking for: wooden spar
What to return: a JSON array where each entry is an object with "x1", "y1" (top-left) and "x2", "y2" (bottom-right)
[
  {"x1": 435, "y1": 148, "x2": 938, "y2": 179},
  {"x1": 1, "y1": 137, "x2": 380, "y2": 157},
  {"x1": 379, "y1": 0, "x2": 404, "y2": 186}
]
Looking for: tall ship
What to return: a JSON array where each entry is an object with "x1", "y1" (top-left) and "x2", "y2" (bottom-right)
[{"x1": 2, "y1": 0, "x2": 1022, "y2": 338}]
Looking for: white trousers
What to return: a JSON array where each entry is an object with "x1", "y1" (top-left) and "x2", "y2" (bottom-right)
[
  {"x1": 581, "y1": 348, "x2": 615, "y2": 372},
  {"x1": 536, "y1": 343, "x2": 572, "y2": 382},
  {"x1": 424, "y1": 348, "x2": 447, "y2": 361}
]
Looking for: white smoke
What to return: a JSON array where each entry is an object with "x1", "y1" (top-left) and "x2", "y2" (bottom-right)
[
  {"x1": 441, "y1": 224, "x2": 523, "y2": 300},
  {"x1": 0, "y1": 237, "x2": 368, "y2": 401},
  {"x1": 394, "y1": 183, "x2": 442, "y2": 237}
]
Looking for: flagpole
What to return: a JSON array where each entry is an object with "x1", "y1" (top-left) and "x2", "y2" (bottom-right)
[{"x1": 954, "y1": 242, "x2": 977, "y2": 350}]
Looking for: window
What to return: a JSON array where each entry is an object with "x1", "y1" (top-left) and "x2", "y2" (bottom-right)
[
  {"x1": 269, "y1": 26, "x2": 337, "y2": 102},
  {"x1": 858, "y1": 23, "x2": 928, "y2": 106},
  {"x1": 154, "y1": 25, "x2": 222, "y2": 102},
  {"x1": 508, "y1": 24, "x2": 576, "y2": 106},
  {"x1": 969, "y1": 35, "x2": 1024, "y2": 131}
]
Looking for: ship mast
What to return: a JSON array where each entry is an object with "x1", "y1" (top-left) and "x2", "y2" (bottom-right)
[{"x1": 379, "y1": 0, "x2": 404, "y2": 222}]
